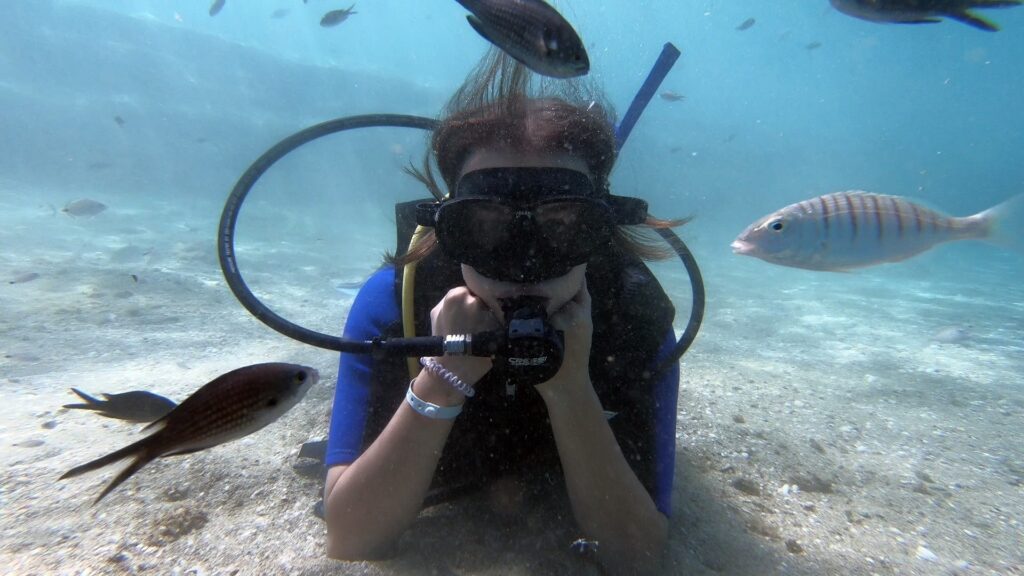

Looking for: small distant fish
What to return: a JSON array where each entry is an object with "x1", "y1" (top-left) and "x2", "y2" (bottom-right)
[
  {"x1": 130, "y1": 274, "x2": 139, "y2": 283},
  {"x1": 454, "y1": 0, "x2": 589, "y2": 79},
  {"x1": 659, "y1": 91, "x2": 686, "y2": 102},
  {"x1": 62, "y1": 199, "x2": 107, "y2": 217},
  {"x1": 731, "y1": 191, "x2": 1023, "y2": 271},
  {"x1": 8, "y1": 272, "x2": 40, "y2": 284},
  {"x1": 320, "y1": 4, "x2": 357, "y2": 27},
  {"x1": 59, "y1": 363, "x2": 317, "y2": 503},
  {"x1": 805, "y1": 41, "x2": 823, "y2": 50},
  {"x1": 271, "y1": 8, "x2": 290, "y2": 19},
  {"x1": 14, "y1": 439, "x2": 46, "y2": 448},
  {"x1": 932, "y1": 326, "x2": 971, "y2": 344},
  {"x1": 736, "y1": 17, "x2": 756, "y2": 31},
  {"x1": 830, "y1": 0, "x2": 1022, "y2": 32},
  {"x1": 113, "y1": 115, "x2": 125, "y2": 127},
  {"x1": 63, "y1": 388, "x2": 177, "y2": 423},
  {"x1": 209, "y1": 0, "x2": 226, "y2": 17},
  {"x1": 335, "y1": 279, "x2": 366, "y2": 292}
]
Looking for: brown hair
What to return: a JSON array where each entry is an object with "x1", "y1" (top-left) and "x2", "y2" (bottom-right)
[{"x1": 394, "y1": 49, "x2": 685, "y2": 265}]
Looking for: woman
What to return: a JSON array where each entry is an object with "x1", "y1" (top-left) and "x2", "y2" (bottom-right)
[{"x1": 323, "y1": 50, "x2": 682, "y2": 574}]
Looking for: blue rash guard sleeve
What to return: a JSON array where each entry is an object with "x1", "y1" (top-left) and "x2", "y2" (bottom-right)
[
  {"x1": 325, "y1": 266, "x2": 400, "y2": 468},
  {"x1": 651, "y1": 330, "x2": 680, "y2": 517}
]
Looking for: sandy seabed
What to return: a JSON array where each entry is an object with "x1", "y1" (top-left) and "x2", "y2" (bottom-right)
[{"x1": 2, "y1": 188, "x2": 1022, "y2": 576}]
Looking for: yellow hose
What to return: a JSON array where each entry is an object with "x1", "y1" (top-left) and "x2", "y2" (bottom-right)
[{"x1": 401, "y1": 225, "x2": 429, "y2": 379}]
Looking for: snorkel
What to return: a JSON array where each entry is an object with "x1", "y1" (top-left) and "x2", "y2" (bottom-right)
[{"x1": 217, "y1": 43, "x2": 703, "y2": 387}]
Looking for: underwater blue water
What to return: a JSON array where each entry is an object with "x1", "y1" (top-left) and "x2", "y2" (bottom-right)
[{"x1": 1, "y1": 1, "x2": 1022, "y2": 574}]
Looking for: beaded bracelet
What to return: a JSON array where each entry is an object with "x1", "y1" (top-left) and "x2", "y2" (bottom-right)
[
  {"x1": 419, "y1": 357, "x2": 476, "y2": 398},
  {"x1": 405, "y1": 380, "x2": 463, "y2": 420}
]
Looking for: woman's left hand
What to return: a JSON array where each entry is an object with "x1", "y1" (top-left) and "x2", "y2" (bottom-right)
[{"x1": 537, "y1": 278, "x2": 593, "y2": 393}]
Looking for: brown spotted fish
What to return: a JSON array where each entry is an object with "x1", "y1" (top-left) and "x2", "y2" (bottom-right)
[
  {"x1": 732, "y1": 191, "x2": 1023, "y2": 271},
  {"x1": 454, "y1": 0, "x2": 589, "y2": 78},
  {"x1": 60, "y1": 363, "x2": 317, "y2": 503}
]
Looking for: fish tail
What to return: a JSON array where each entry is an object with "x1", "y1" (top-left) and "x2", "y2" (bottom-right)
[
  {"x1": 66, "y1": 387, "x2": 102, "y2": 408},
  {"x1": 945, "y1": 10, "x2": 1000, "y2": 31},
  {"x1": 59, "y1": 435, "x2": 151, "y2": 480},
  {"x1": 92, "y1": 452, "x2": 157, "y2": 504},
  {"x1": 977, "y1": 194, "x2": 1024, "y2": 251}
]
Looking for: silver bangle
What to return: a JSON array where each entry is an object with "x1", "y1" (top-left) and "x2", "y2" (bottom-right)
[
  {"x1": 419, "y1": 357, "x2": 476, "y2": 398},
  {"x1": 405, "y1": 380, "x2": 462, "y2": 420}
]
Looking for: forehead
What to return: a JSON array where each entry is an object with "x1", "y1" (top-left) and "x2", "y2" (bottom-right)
[{"x1": 458, "y1": 147, "x2": 591, "y2": 180}]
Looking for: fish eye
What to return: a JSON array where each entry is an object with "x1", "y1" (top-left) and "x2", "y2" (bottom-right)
[
  {"x1": 295, "y1": 371, "x2": 307, "y2": 383},
  {"x1": 266, "y1": 398, "x2": 279, "y2": 407},
  {"x1": 768, "y1": 219, "x2": 784, "y2": 231}
]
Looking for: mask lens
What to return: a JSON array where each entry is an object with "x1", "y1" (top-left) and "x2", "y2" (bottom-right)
[
  {"x1": 436, "y1": 198, "x2": 611, "y2": 281},
  {"x1": 535, "y1": 200, "x2": 611, "y2": 260}
]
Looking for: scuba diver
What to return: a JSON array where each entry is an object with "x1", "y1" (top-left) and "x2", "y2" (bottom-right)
[{"x1": 321, "y1": 49, "x2": 687, "y2": 573}]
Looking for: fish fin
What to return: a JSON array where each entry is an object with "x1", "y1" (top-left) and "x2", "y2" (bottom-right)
[
  {"x1": 92, "y1": 452, "x2": 157, "y2": 504},
  {"x1": 902, "y1": 17, "x2": 943, "y2": 24},
  {"x1": 59, "y1": 435, "x2": 152, "y2": 480},
  {"x1": 944, "y1": 10, "x2": 999, "y2": 30},
  {"x1": 464, "y1": 14, "x2": 498, "y2": 46},
  {"x1": 162, "y1": 446, "x2": 206, "y2": 457},
  {"x1": 69, "y1": 388, "x2": 102, "y2": 406},
  {"x1": 978, "y1": 194, "x2": 1024, "y2": 251}
]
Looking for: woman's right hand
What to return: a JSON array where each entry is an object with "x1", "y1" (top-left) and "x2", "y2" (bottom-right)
[{"x1": 423, "y1": 286, "x2": 500, "y2": 393}]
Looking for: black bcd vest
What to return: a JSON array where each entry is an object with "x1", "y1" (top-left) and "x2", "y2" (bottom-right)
[{"x1": 361, "y1": 200, "x2": 677, "y2": 499}]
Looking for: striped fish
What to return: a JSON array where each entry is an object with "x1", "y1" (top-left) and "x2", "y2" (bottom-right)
[
  {"x1": 60, "y1": 363, "x2": 317, "y2": 503},
  {"x1": 731, "y1": 191, "x2": 1022, "y2": 271}
]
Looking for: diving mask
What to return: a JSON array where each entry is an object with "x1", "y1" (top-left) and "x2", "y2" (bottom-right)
[{"x1": 416, "y1": 167, "x2": 648, "y2": 282}]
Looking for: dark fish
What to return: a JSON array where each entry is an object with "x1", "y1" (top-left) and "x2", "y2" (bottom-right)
[
  {"x1": 320, "y1": 4, "x2": 357, "y2": 27},
  {"x1": 830, "y1": 0, "x2": 1021, "y2": 31},
  {"x1": 271, "y1": 8, "x2": 290, "y2": 19},
  {"x1": 113, "y1": 115, "x2": 125, "y2": 126},
  {"x1": 62, "y1": 199, "x2": 107, "y2": 217},
  {"x1": 59, "y1": 363, "x2": 317, "y2": 503},
  {"x1": 455, "y1": 0, "x2": 589, "y2": 79},
  {"x1": 63, "y1": 388, "x2": 177, "y2": 423},
  {"x1": 209, "y1": 0, "x2": 226, "y2": 17},
  {"x1": 805, "y1": 41, "x2": 823, "y2": 50},
  {"x1": 736, "y1": 17, "x2": 756, "y2": 30},
  {"x1": 659, "y1": 91, "x2": 686, "y2": 102},
  {"x1": 9, "y1": 272, "x2": 40, "y2": 284}
]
